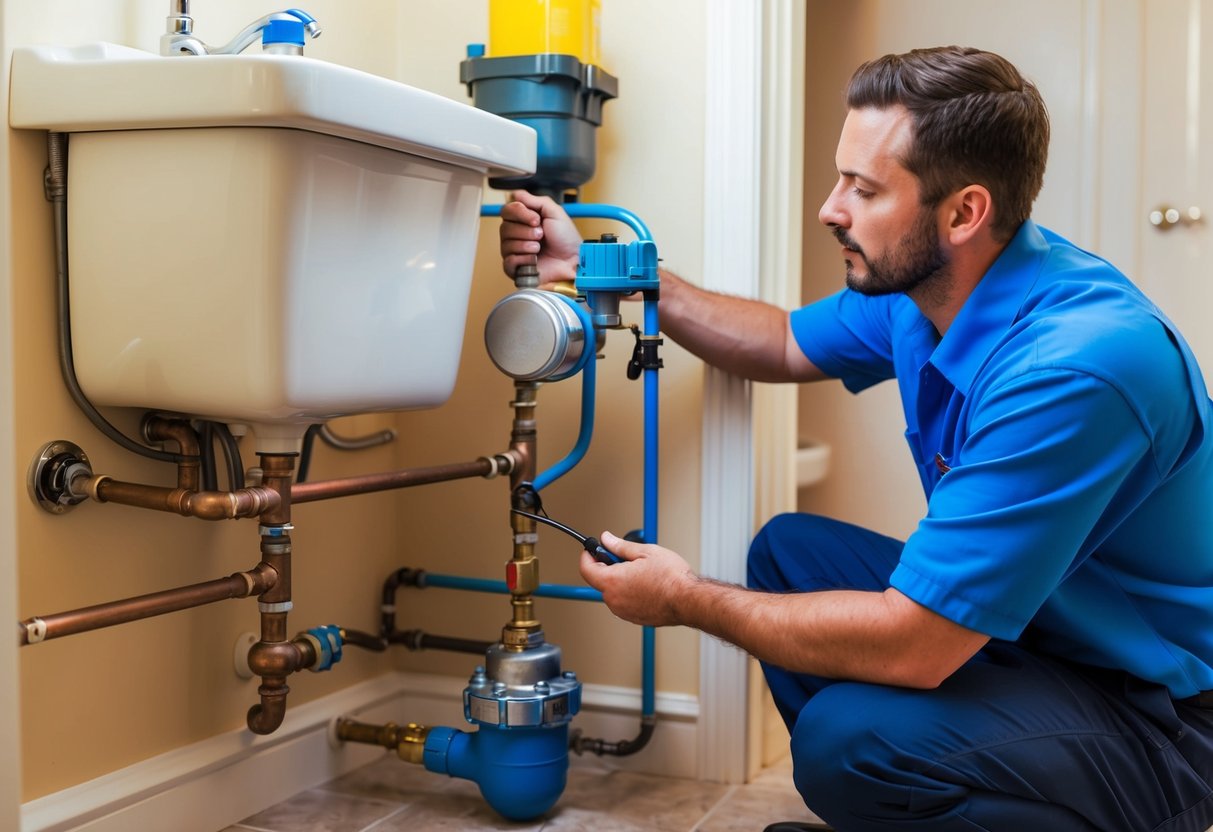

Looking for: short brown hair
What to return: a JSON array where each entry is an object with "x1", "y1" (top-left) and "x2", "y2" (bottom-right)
[{"x1": 846, "y1": 46, "x2": 1049, "y2": 241}]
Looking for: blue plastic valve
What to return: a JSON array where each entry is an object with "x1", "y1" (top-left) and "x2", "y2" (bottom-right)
[
  {"x1": 576, "y1": 237, "x2": 660, "y2": 294},
  {"x1": 306, "y1": 624, "x2": 343, "y2": 671},
  {"x1": 467, "y1": 42, "x2": 487, "y2": 58},
  {"x1": 262, "y1": 19, "x2": 306, "y2": 47}
]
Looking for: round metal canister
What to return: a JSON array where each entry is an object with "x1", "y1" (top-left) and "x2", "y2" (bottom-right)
[{"x1": 484, "y1": 289, "x2": 587, "y2": 381}]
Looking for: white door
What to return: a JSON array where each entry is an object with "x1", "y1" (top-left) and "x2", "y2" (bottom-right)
[{"x1": 1141, "y1": 0, "x2": 1213, "y2": 365}]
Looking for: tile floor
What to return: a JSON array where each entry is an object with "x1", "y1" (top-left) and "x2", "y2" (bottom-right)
[{"x1": 223, "y1": 753, "x2": 828, "y2": 832}]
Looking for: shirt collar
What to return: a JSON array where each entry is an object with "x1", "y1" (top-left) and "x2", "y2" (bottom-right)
[{"x1": 929, "y1": 220, "x2": 1049, "y2": 395}]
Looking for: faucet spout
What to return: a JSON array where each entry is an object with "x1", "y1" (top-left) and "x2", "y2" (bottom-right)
[
  {"x1": 161, "y1": 7, "x2": 321, "y2": 57},
  {"x1": 210, "y1": 11, "x2": 322, "y2": 55}
]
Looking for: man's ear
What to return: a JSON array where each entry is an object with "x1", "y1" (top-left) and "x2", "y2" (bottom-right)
[{"x1": 939, "y1": 185, "x2": 994, "y2": 246}]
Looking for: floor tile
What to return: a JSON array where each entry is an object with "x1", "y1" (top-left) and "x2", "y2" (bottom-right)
[
  {"x1": 542, "y1": 768, "x2": 731, "y2": 831},
  {"x1": 228, "y1": 749, "x2": 810, "y2": 831},
  {"x1": 235, "y1": 787, "x2": 404, "y2": 832},
  {"x1": 368, "y1": 790, "x2": 543, "y2": 832},
  {"x1": 321, "y1": 752, "x2": 467, "y2": 803},
  {"x1": 696, "y1": 782, "x2": 826, "y2": 832}
]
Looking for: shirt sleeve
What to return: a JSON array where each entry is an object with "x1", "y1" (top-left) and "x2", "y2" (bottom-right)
[
  {"x1": 891, "y1": 367, "x2": 1156, "y2": 640},
  {"x1": 789, "y1": 289, "x2": 898, "y2": 393}
]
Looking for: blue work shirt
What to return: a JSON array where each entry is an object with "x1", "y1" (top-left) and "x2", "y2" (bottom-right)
[{"x1": 790, "y1": 220, "x2": 1213, "y2": 697}]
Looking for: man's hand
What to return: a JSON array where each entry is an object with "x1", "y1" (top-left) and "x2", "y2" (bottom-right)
[
  {"x1": 578, "y1": 531, "x2": 697, "y2": 627},
  {"x1": 498, "y1": 190, "x2": 582, "y2": 287}
]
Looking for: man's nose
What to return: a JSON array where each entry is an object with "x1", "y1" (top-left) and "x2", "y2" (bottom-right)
[{"x1": 819, "y1": 181, "x2": 848, "y2": 229}]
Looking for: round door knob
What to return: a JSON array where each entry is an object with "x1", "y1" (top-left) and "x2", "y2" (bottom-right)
[{"x1": 1149, "y1": 205, "x2": 1203, "y2": 230}]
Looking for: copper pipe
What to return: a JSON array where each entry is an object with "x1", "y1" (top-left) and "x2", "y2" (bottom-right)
[
  {"x1": 502, "y1": 382, "x2": 542, "y2": 650},
  {"x1": 509, "y1": 382, "x2": 539, "y2": 491},
  {"x1": 247, "y1": 452, "x2": 296, "y2": 736},
  {"x1": 143, "y1": 415, "x2": 202, "y2": 491},
  {"x1": 86, "y1": 476, "x2": 279, "y2": 520},
  {"x1": 291, "y1": 457, "x2": 508, "y2": 504},
  {"x1": 17, "y1": 563, "x2": 276, "y2": 646}
]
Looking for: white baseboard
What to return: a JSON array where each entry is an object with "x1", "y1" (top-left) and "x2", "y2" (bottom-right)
[{"x1": 22, "y1": 671, "x2": 699, "y2": 832}]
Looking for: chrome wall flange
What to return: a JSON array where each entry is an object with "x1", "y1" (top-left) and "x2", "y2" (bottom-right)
[{"x1": 27, "y1": 440, "x2": 92, "y2": 514}]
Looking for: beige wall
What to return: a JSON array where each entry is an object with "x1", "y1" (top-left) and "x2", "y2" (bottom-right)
[
  {"x1": 3, "y1": 0, "x2": 705, "y2": 803},
  {"x1": 799, "y1": 0, "x2": 1122, "y2": 539}
]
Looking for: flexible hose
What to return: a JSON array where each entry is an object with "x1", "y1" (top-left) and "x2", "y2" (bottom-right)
[
  {"x1": 296, "y1": 423, "x2": 322, "y2": 483},
  {"x1": 198, "y1": 421, "x2": 219, "y2": 492},
  {"x1": 319, "y1": 423, "x2": 396, "y2": 450},
  {"x1": 214, "y1": 422, "x2": 244, "y2": 489}
]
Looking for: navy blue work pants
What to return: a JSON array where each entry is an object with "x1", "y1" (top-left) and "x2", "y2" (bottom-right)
[{"x1": 748, "y1": 513, "x2": 1213, "y2": 832}]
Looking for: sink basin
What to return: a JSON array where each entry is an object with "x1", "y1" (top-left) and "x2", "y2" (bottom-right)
[
  {"x1": 10, "y1": 44, "x2": 536, "y2": 451},
  {"x1": 10, "y1": 42, "x2": 535, "y2": 175}
]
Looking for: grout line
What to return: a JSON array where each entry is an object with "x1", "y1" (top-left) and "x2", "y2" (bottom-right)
[
  {"x1": 359, "y1": 804, "x2": 413, "y2": 832},
  {"x1": 312, "y1": 784, "x2": 414, "y2": 809},
  {"x1": 689, "y1": 783, "x2": 739, "y2": 831}
]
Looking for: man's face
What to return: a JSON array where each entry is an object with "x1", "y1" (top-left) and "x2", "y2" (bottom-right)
[{"x1": 819, "y1": 106, "x2": 950, "y2": 296}]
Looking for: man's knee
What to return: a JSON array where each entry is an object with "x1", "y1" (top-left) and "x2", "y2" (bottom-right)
[
  {"x1": 789, "y1": 683, "x2": 945, "y2": 822},
  {"x1": 789, "y1": 684, "x2": 877, "y2": 804},
  {"x1": 747, "y1": 512, "x2": 830, "y2": 591}
]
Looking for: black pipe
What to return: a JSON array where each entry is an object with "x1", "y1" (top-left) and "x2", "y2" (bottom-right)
[
  {"x1": 340, "y1": 624, "x2": 491, "y2": 657},
  {"x1": 380, "y1": 567, "x2": 425, "y2": 638},
  {"x1": 572, "y1": 716, "x2": 656, "y2": 757},
  {"x1": 387, "y1": 629, "x2": 494, "y2": 655},
  {"x1": 198, "y1": 421, "x2": 219, "y2": 492},
  {"x1": 373, "y1": 568, "x2": 493, "y2": 655},
  {"x1": 339, "y1": 627, "x2": 387, "y2": 652},
  {"x1": 214, "y1": 422, "x2": 245, "y2": 489},
  {"x1": 296, "y1": 423, "x2": 323, "y2": 483}
]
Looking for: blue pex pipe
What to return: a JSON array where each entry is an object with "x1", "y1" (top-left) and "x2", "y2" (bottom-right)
[
  {"x1": 421, "y1": 572, "x2": 603, "y2": 603},
  {"x1": 534, "y1": 327, "x2": 595, "y2": 491},
  {"x1": 479, "y1": 202, "x2": 654, "y2": 242},
  {"x1": 479, "y1": 201, "x2": 659, "y2": 719},
  {"x1": 641, "y1": 295, "x2": 661, "y2": 716}
]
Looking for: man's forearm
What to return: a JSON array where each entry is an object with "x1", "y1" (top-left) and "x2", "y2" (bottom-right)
[
  {"x1": 657, "y1": 270, "x2": 810, "y2": 382},
  {"x1": 674, "y1": 576, "x2": 986, "y2": 689}
]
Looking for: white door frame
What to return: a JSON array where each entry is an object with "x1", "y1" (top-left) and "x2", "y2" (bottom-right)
[
  {"x1": 0, "y1": 4, "x2": 25, "y2": 827},
  {"x1": 697, "y1": 0, "x2": 804, "y2": 784}
]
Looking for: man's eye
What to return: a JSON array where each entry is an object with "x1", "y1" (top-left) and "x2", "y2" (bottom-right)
[{"x1": 852, "y1": 187, "x2": 874, "y2": 200}]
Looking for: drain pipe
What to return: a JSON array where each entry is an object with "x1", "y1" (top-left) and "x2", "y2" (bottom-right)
[{"x1": 246, "y1": 451, "x2": 301, "y2": 735}]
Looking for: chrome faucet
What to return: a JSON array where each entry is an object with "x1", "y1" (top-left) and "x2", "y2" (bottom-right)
[{"x1": 161, "y1": 1, "x2": 321, "y2": 57}]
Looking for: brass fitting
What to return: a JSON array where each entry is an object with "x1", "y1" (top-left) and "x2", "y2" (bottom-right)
[
  {"x1": 507, "y1": 556, "x2": 540, "y2": 596},
  {"x1": 334, "y1": 718, "x2": 430, "y2": 765},
  {"x1": 397, "y1": 722, "x2": 430, "y2": 764},
  {"x1": 501, "y1": 609, "x2": 543, "y2": 651}
]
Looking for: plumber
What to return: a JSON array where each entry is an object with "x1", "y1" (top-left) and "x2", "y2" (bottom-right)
[{"x1": 500, "y1": 46, "x2": 1213, "y2": 832}]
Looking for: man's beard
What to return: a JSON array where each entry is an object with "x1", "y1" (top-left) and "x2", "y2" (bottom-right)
[{"x1": 835, "y1": 209, "x2": 950, "y2": 297}]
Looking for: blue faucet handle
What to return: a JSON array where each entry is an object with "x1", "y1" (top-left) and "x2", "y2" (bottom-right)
[{"x1": 262, "y1": 19, "x2": 305, "y2": 47}]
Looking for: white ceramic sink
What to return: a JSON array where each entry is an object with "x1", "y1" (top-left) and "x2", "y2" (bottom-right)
[
  {"x1": 10, "y1": 42, "x2": 535, "y2": 176},
  {"x1": 9, "y1": 44, "x2": 536, "y2": 452}
]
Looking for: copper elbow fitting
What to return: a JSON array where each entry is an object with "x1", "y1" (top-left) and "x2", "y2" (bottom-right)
[{"x1": 247, "y1": 639, "x2": 305, "y2": 677}]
